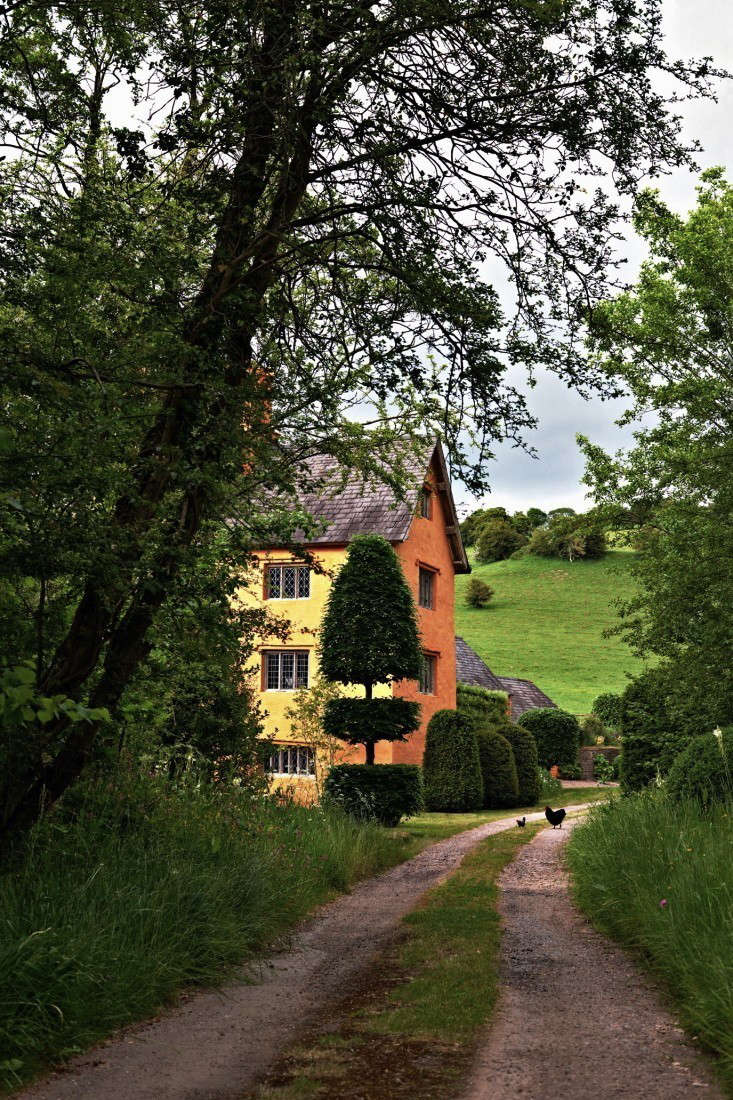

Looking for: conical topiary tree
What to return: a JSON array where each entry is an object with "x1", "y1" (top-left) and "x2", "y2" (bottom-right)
[
  {"x1": 320, "y1": 534, "x2": 422, "y2": 765},
  {"x1": 422, "y1": 709, "x2": 483, "y2": 812},
  {"x1": 474, "y1": 727, "x2": 519, "y2": 808},
  {"x1": 499, "y1": 722, "x2": 540, "y2": 805}
]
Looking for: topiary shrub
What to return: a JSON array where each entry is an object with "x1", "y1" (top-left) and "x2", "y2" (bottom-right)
[
  {"x1": 323, "y1": 697, "x2": 420, "y2": 749},
  {"x1": 474, "y1": 727, "x2": 519, "y2": 808},
  {"x1": 517, "y1": 708, "x2": 580, "y2": 770},
  {"x1": 457, "y1": 683, "x2": 509, "y2": 731},
  {"x1": 324, "y1": 764, "x2": 423, "y2": 827},
  {"x1": 499, "y1": 722, "x2": 540, "y2": 805},
  {"x1": 422, "y1": 709, "x2": 483, "y2": 812},
  {"x1": 666, "y1": 728, "x2": 733, "y2": 809}
]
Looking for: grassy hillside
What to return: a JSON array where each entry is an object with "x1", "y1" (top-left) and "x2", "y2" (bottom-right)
[{"x1": 455, "y1": 550, "x2": 650, "y2": 715}]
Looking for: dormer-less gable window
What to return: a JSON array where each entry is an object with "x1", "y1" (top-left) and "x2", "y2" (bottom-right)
[
  {"x1": 418, "y1": 487, "x2": 432, "y2": 519},
  {"x1": 418, "y1": 566, "x2": 436, "y2": 609},
  {"x1": 266, "y1": 564, "x2": 310, "y2": 599}
]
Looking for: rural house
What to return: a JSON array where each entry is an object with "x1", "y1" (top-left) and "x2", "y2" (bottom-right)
[{"x1": 244, "y1": 441, "x2": 470, "y2": 792}]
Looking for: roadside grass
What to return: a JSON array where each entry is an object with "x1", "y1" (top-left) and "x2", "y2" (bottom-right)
[
  {"x1": 567, "y1": 792, "x2": 733, "y2": 1093},
  {"x1": 0, "y1": 773, "x2": 413, "y2": 1093},
  {"x1": 257, "y1": 824, "x2": 544, "y2": 1100},
  {"x1": 394, "y1": 786, "x2": 612, "y2": 850},
  {"x1": 455, "y1": 550, "x2": 650, "y2": 713}
]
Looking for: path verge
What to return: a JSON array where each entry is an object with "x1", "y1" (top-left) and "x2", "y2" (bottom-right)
[
  {"x1": 463, "y1": 820, "x2": 725, "y2": 1100},
  {"x1": 19, "y1": 805, "x2": 593, "y2": 1100}
]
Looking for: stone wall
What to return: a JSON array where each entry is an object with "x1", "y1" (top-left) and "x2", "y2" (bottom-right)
[{"x1": 579, "y1": 745, "x2": 620, "y2": 781}]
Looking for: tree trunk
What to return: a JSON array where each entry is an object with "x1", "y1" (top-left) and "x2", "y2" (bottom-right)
[{"x1": 364, "y1": 682, "x2": 375, "y2": 766}]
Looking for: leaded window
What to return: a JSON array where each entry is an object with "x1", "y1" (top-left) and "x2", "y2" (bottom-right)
[
  {"x1": 419, "y1": 653, "x2": 436, "y2": 695},
  {"x1": 268, "y1": 744, "x2": 315, "y2": 777},
  {"x1": 266, "y1": 564, "x2": 310, "y2": 599},
  {"x1": 418, "y1": 566, "x2": 435, "y2": 609},
  {"x1": 264, "y1": 650, "x2": 310, "y2": 690}
]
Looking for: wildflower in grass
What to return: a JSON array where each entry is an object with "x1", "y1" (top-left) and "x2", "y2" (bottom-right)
[{"x1": 659, "y1": 898, "x2": 668, "y2": 909}]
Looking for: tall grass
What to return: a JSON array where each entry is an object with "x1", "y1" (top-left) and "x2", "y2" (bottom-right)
[
  {"x1": 0, "y1": 773, "x2": 408, "y2": 1090},
  {"x1": 568, "y1": 792, "x2": 733, "y2": 1090}
]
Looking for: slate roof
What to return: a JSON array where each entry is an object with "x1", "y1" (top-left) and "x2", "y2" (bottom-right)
[
  {"x1": 497, "y1": 676, "x2": 557, "y2": 719},
  {"x1": 455, "y1": 636, "x2": 505, "y2": 692},
  {"x1": 454, "y1": 636, "x2": 557, "y2": 720},
  {"x1": 286, "y1": 441, "x2": 470, "y2": 572}
]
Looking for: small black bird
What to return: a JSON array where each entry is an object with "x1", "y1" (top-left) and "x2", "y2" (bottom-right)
[
  {"x1": 545, "y1": 805, "x2": 567, "y2": 829},
  {"x1": 516, "y1": 816, "x2": 526, "y2": 828}
]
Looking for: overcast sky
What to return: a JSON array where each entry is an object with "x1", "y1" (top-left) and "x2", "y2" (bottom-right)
[{"x1": 454, "y1": 0, "x2": 733, "y2": 517}]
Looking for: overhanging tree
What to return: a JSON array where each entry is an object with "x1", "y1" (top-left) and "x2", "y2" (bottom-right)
[
  {"x1": 0, "y1": 1, "x2": 721, "y2": 838},
  {"x1": 320, "y1": 535, "x2": 421, "y2": 765}
]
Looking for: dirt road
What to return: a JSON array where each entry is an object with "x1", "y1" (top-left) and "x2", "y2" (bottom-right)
[
  {"x1": 22, "y1": 806, "x2": 589, "y2": 1100},
  {"x1": 463, "y1": 822, "x2": 725, "y2": 1100}
]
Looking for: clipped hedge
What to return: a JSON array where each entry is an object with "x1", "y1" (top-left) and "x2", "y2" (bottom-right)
[
  {"x1": 517, "y1": 707, "x2": 580, "y2": 770},
  {"x1": 667, "y1": 728, "x2": 733, "y2": 809},
  {"x1": 422, "y1": 709, "x2": 483, "y2": 812},
  {"x1": 500, "y1": 722, "x2": 540, "y2": 804},
  {"x1": 323, "y1": 696, "x2": 420, "y2": 746},
  {"x1": 475, "y1": 728, "x2": 519, "y2": 809},
  {"x1": 457, "y1": 682, "x2": 509, "y2": 730},
  {"x1": 324, "y1": 764, "x2": 423, "y2": 827}
]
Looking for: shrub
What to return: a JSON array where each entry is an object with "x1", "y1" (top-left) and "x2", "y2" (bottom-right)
[
  {"x1": 517, "y1": 708, "x2": 580, "y2": 769},
  {"x1": 558, "y1": 762, "x2": 581, "y2": 780},
  {"x1": 666, "y1": 729, "x2": 733, "y2": 809},
  {"x1": 538, "y1": 767, "x2": 563, "y2": 801},
  {"x1": 457, "y1": 683, "x2": 509, "y2": 730},
  {"x1": 500, "y1": 723, "x2": 540, "y2": 804},
  {"x1": 617, "y1": 667, "x2": 688, "y2": 793},
  {"x1": 422, "y1": 709, "x2": 483, "y2": 812},
  {"x1": 466, "y1": 577, "x2": 494, "y2": 608},
  {"x1": 581, "y1": 713, "x2": 606, "y2": 746},
  {"x1": 323, "y1": 697, "x2": 420, "y2": 751},
  {"x1": 324, "y1": 764, "x2": 423, "y2": 826},
  {"x1": 593, "y1": 754, "x2": 616, "y2": 784},
  {"x1": 474, "y1": 728, "x2": 519, "y2": 809},
  {"x1": 592, "y1": 692, "x2": 623, "y2": 731},
  {"x1": 476, "y1": 519, "x2": 526, "y2": 563}
]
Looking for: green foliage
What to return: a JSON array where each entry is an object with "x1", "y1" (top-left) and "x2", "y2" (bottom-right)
[
  {"x1": 667, "y1": 729, "x2": 733, "y2": 809},
  {"x1": 320, "y1": 535, "x2": 421, "y2": 690},
  {"x1": 581, "y1": 713, "x2": 607, "y2": 746},
  {"x1": 474, "y1": 728, "x2": 519, "y2": 809},
  {"x1": 466, "y1": 577, "x2": 494, "y2": 608},
  {"x1": 568, "y1": 793, "x2": 733, "y2": 1092},
  {"x1": 0, "y1": 771, "x2": 406, "y2": 1090},
  {"x1": 558, "y1": 762, "x2": 582, "y2": 780},
  {"x1": 320, "y1": 535, "x2": 421, "y2": 764},
  {"x1": 593, "y1": 754, "x2": 616, "y2": 783},
  {"x1": 455, "y1": 552, "x2": 647, "y2": 714},
  {"x1": 518, "y1": 708, "x2": 580, "y2": 769},
  {"x1": 526, "y1": 508, "x2": 548, "y2": 529},
  {"x1": 500, "y1": 723, "x2": 540, "y2": 805},
  {"x1": 537, "y1": 767, "x2": 563, "y2": 801},
  {"x1": 617, "y1": 666, "x2": 691, "y2": 793},
  {"x1": 457, "y1": 682, "x2": 509, "y2": 730},
  {"x1": 422, "y1": 710, "x2": 483, "y2": 813},
  {"x1": 324, "y1": 764, "x2": 423, "y2": 827},
  {"x1": 476, "y1": 519, "x2": 526, "y2": 563},
  {"x1": 592, "y1": 692, "x2": 623, "y2": 730},
  {"x1": 322, "y1": 697, "x2": 420, "y2": 754},
  {"x1": 527, "y1": 511, "x2": 606, "y2": 561},
  {"x1": 580, "y1": 170, "x2": 733, "y2": 744}
]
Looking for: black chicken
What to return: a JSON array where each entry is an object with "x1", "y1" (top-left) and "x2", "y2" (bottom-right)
[
  {"x1": 516, "y1": 816, "x2": 526, "y2": 828},
  {"x1": 545, "y1": 806, "x2": 566, "y2": 829}
]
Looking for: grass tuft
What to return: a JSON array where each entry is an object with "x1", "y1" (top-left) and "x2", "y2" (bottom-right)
[{"x1": 567, "y1": 792, "x2": 733, "y2": 1091}]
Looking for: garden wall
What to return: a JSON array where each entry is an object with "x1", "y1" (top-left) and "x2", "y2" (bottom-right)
[{"x1": 579, "y1": 745, "x2": 620, "y2": 781}]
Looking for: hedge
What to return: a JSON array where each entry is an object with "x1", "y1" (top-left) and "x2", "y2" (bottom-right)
[
  {"x1": 499, "y1": 722, "x2": 540, "y2": 804},
  {"x1": 457, "y1": 682, "x2": 509, "y2": 730},
  {"x1": 517, "y1": 707, "x2": 580, "y2": 770},
  {"x1": 422, "y1": 709, "x2": 483, "y2": 812},
  {"x1": 324, "y1": 764, "x2": 423, "y2": 827},
  {"x1": 475, "y1": 728, "x2": 519, "y2": 809},
  {"x1": 667, "y1": 728, "x2": 733, "y2": 809}
]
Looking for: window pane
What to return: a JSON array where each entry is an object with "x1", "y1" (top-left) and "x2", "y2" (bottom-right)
[
  {"x1": 297, "y1": 567, "x2": 310, "y2": 598},
  {"x1": 267, "y1": 566, "x2": 281, "y2": 598},
  {"x1": 419, "y1": 568, "x2": 434, "y2": 609},
  {"x1": 282, "y1": 566, "x2": 296, "y2": 598},
  {"x1": 281, "y1": 652, "x2": 295, "y2": 689},
  {"x1": 266, "y1": 653, "x2": 280, "y2": 690},
  {"x1": 419, "y1": 654, "x2": 435, "y2": 694},
  {"x1": 295, "y1": 651, "x2": 309, "y2": 688}
]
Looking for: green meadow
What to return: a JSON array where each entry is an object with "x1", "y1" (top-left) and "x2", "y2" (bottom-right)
[{"x1": 455, "y1": 550, "x2": 650, "y2": 714}]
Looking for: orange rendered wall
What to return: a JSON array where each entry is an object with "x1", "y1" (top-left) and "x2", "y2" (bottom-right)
[{"x1": 392, "y1": 461, "x2": 458, "y2": 765}]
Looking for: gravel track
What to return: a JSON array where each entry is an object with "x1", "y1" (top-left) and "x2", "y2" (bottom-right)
[
  {"x1": 21, "y1": 806, "x2": 590, "y2": 1100},
  {"x1": 464, "y1": 821, "x2": 725, "y2": 1100}
]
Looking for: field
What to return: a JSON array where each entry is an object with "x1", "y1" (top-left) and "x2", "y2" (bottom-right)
[{"x1": 455, "y1": 550, "x2": 650, "y2": 714}]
